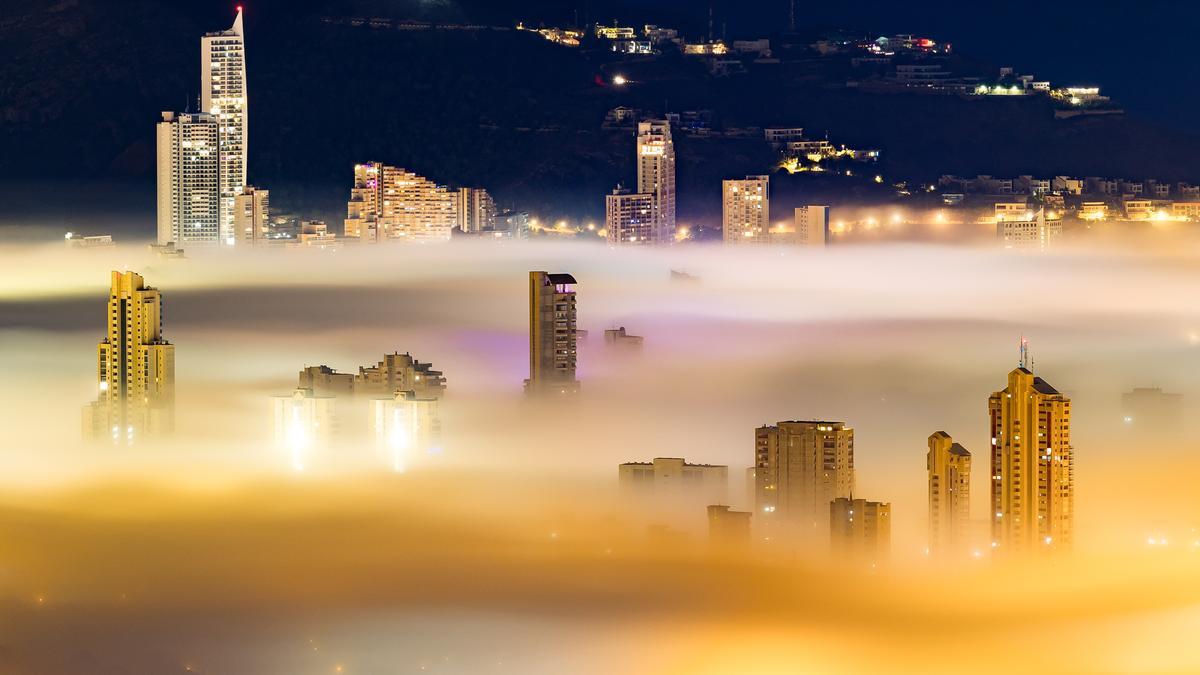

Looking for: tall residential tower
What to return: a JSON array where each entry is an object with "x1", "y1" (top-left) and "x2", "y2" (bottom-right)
[
  {"x1": 927, "y1": 431, "x2": 971, "y2": 556},
  {"x1": 755, "y1": 421, "x2": 855, "y2": 534},
  {"x1": 636, "y1": 120, "x2": 676, "y2": 243},
  {"x1": 156, "y1": 112, "x2": 221, "y2": 245},
  {"x1": 201, "y1": 7, "x2": 248, "y2": 245},
  {"x1": 525, "y1": 271, "x2": 579, "y2": 395},
  {"x1": 722, "y1": 175, "x2": 770, "y2": 244},
  {"x1": 83, "y1": 272, "x2": 176, "y2": 443},
  {"x1": 988, "y1": 356, "x2": 1074, "y2": 553}
]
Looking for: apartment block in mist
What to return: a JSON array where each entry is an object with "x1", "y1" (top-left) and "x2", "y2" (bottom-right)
[
  {"x1": 83, "y1": 272, "x2": 175, "y2": 443},
  {"x1": 618, "y1": 457, "x2": 729, "y2": 503},
  {"x1": 525, "y1": 272, "x2": 579, "y2": 395},
  {"x1": 722, "y1": 175, "x2": 770, "y2": 244},
  {"x1": 371, "y1": 390, "x2": 442, "y2": 473},
  {"x1": 927, "y1": 431, "x2": 971, "y2": 555},
  {"x1": 272, "y1": 387, "x2": 336, "y2": 472},
  {"x1": 830, "y1": 497, "x2": 891, "y2": 563},
  {"x1": 156, "y1": 112, "x2": 221, "y2": 245},
  {"x1": 1121, "y1": 387, "x2": 1183, "y2": 430},
  {"x1": 297, "y1": 352, "x2": 446, "y2": 399},
  {"x1": 344, "y1": 162, "x2": 457, "y2": 243},
  {"x1": 605, "y1": 188, "x2": 657, "y2": 244},
  {"x1": 235, "y1": 186, "x2": 269, "y2": 244},
  {"x1": 997, "y1": 209, "x2": 1062, "y2": 252},
  {"x1": 989, "y1": 364, "x2": 1073, "y2": 553},
  {"x1": 603, "y1": 326, "x2": 644, "y2": 349},
  {"x1": 755, "y1": 421, "x2": 855, "y2": 533},
  {"x1": 201, "y1": 7, "x2": 248, "y2": 245},
  {"x1": 455, "y1": 187, "x2": 497, "y2": 233},
  {"x1": 707, "y1": 505, "x2": 752, "y2": 548},
  {"x1": 636, "y1": 120, "x2": 676, "y2": 243},
  {"x1": 792, "y1": 206, "x2": 830, "y2": 247}
]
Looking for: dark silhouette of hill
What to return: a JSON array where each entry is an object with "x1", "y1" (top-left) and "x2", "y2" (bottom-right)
[{"x1": 5, "y1": 0, "x2": 1200, "y2": 230}]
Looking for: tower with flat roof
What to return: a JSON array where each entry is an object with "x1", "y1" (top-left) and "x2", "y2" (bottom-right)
[
  {"x1": 927, "y1": 431, "x2": 971, "y2": 556},
  {"x1": 525, "y1": 272, "x2": 579, "y2": 395}
]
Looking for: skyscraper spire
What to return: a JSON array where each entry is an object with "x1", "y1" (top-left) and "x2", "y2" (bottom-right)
[
  {"x1": 1019, "y1": 336, "x2": 1030, "y2": 370},
  {"x1": 232, "y1": 5, "x2": 245, "y2": 36}
]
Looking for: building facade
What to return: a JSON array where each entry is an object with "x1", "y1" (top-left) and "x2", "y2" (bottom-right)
[
  {"x1": 355, "y1": 352, "x2": 447, "y2": 399},
  {"x1": 455, "y1": 187, "x2": 497, "y2": 233},
  {"x1": 235, "y1": 186, "x2": 270, "y2": 244},
  {"x1": 722, "y1": 175, "x2": 770, "y2": 244},
  {"x1": 988, "y1": 366, "x2": 1073, "y2": 553},
  {"x1": 272, "y1": 387, "x2": 336, "y2": 472},
  {"x1": 371, "y1": 390, "x2": 442, "y2": 473},
  {"x1": 997, "y1": 210, "x2": 1062, "y2": 251},
  {"x1": 830, "y1": 497, "x2": 891, "y2": 563},
  {"x1": 83, "y1": 271, "x2": 175, "y2": 443},
  {"x1": 927, "y1": 431, "x2": 971, "y2": 556},
  {"x1": 618, "y1": 457, "x2": 729, "y2": 502},
  {"x1": 605, "y1": 188, "x2": 657, "y2": 244},
  {"x1": 156, "y1": 112, "x2": 221, "y2": 245},
  {"x1": 201, "y1": 8, "x2": 247, "y2": 245},
  {"x1": 525, "y1": 272, "x2": 579, "y2": 395},
  {"x1": 755, "y1": 421, "x2": 855, "y2": 534},
  {"x1": 636, "y1": 120, "x2": 676, "y2": 243},
  {"x1": 792, "y1": 206, "x2": 830, "y2": 247},
  {"x1": 344, "y1": 162, "x2": 457, "y2": 243},
  {"x1": 707, "y1": 505, "x2": 752, "y2": 548}
]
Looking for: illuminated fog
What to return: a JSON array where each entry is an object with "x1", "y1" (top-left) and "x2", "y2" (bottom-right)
[{"x1": 2, "y1": 235, "x2": 1200, "y2": 673}]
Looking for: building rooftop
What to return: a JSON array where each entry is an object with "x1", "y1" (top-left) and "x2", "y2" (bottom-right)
[
  {"x1": 949, "y1": 442, "x2": 970, "y2": 457},
  {"x1": 546, "y1": 273, "x2": 577, "y2": 285}
]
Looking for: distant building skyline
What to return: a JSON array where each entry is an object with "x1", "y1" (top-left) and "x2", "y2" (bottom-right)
[{"x1": 345, "y1": 162, "x2": 458, "y2": 243}]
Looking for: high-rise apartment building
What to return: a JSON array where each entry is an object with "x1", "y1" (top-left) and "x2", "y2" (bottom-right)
[
  {"x1": 272, "y1": 387, "x2": 336, "y2": 472},
  {"x1": 722, "y1": 175, "x2": 770, "y2": 244},
  {"x1": 988, "y1": 360, "x2": 1073, "y2": 553},
  {"x1": 793, "y1": 206, "x2": 830, "y2": 247},
  {"x1": 201, "y1": 7, "x2": 247, "y2": 245},
  {"x1": 636, "y1": 120, "x2": 676, "y2": 243},
  {"x1": 927, "y1": 431, "x2": 971, "y2": 556},
  {"x1": 997, "y1": 209, "x2": 1062, "y2": 252},
  {"x1": 371, "y1": 390, "x2": 442, "y2": 473},
  {"x1": 525, "y1": 271, "x2": 579, "y2": 395},
  {"x1": 83, "y1": 272, "x2": 175, "y2": 443},
  {"x1": 755, "y1": 421, "x2": 855, "y2": 532},
  {"x1": 830, "y1": 497, "x2": 891, "y2": 563},
  {"x1": 455, "y1": 187, "x2": 497, "y2": 233},
  {"x1": 344, "y1": 162, "x2": 457, "y2": 243},
  {"x1": 156, "y1": 112, "x2": 221, "y2": 245},
  {"x1": 235, "y1": 186, "x2": 270, "y2": 244},
  {"x1": 355, "y1": 352, "x2": 447, "y2": 399},
  {"x1": 605, "y1": 188, "x2": 657, "y2": 244}
]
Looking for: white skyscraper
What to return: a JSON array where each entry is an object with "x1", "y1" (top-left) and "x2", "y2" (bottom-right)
[
  {"x1": 636, "y1": 120, "x2": 676, "y2": 244},
  {"x1": 156, "y1": 112, "x2": 221, "y2": 245},
  {"x1": 201, "y1": 7, "x2": 248, "y2": 245}
]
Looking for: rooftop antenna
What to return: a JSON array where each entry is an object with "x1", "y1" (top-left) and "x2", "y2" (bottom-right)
[
  {"x1": 708, "y1": 0, "x2": 714, "y2": 42},
  {"x1": 1019, "y1": 335, "x2": 1030, "y2": 370},
  {"x1": 789, "y1": 0, "x2": 796, "y2": 32}
]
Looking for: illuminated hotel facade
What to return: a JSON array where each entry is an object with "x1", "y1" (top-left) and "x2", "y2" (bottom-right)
[
  {"x1": 525, "y1": 271, "x2": 579, "y2": 395},
  {"x1": 755, "y1": 421, "x2": 855, "y2": 534},
  {"x1": 201, "y1": 7, "x2": 248, "y2": 245},
  {"x1": 344, "y1": 162, "x2": 457, "y2": 243},
  {"x1": 927, "y1": 431, "x2": 971, "y2": 555},
  {"x1": 83, "y1": 271, "x2": 175, "y2": 443},
  {"x1": 988, "y1": 364, "x2": 1073, "y2": 553},
  {"x1": 722, "y1": 175, "x2": 770, "y2": 244},
  {"x1": 636, "y1": 120, "x2": 676, "y2": 243}
]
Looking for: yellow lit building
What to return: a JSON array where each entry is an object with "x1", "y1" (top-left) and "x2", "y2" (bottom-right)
[
  {"x1": 1080, "y1": 201, "x2": 1108, "y2": 221},
  {"x1": 371, "y1": 390, "x2": 442, "y2": 473},
  {"x1": 927, "y1": 431, "x2": 971, "y2": 556},
  {"x1": 791, "y1": 206, "x2": 829, "y2": 247},
  {"x1": 299, "y1": 353, "x2": 447, "y2": 399},
  {"x1": 272, "y1": 387, "x2": 336, "y2": 472},
  {"x1": 988, "y1": 359, "x2": 1073, "y2": 554},
  {"x1": 1123, "y1": 199, "x2": 1154, "y2": 221},
  {"x1": 83, "y1": 271, "x2": 175, "y2": 444},
  {"x1": 722, "y1": 175, "x2": 770, "y2": 244},
  {"x1": 235, "y1": 186, "x2": 270, "y2": 244},
  {"x1": 455, "y1": 187, "x2": 497, "y2": 233},
  {"x1": 755, "y1": 421, "x2": 855, "y2": 534},
  {"x1": 707, "y1": 505, "x2": 752, "y2": 548},
  {"x1": 997, "y1": 209, "x2": 1061, "y2": 252},
  {"x1": 525, "y1": 271, "x2": 579, "y2": 395},
  {"x1": 618, "y1": 457, "x2": 729, "y2": 503},
  {"x1": 1171, "y1": 202, "x2": 1200, "y2": 221},
  {"x1": 830, "y1": 497, "x2": 890, "y2": 564},
  {"x1": 344, "y1": 162, "x2": 457, "y2": 243}
]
